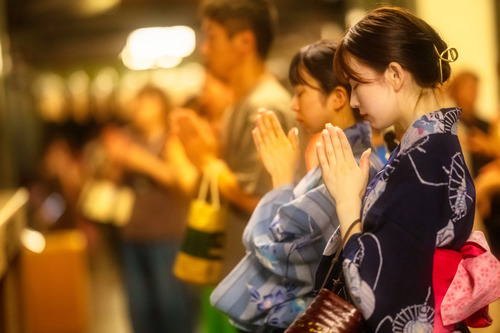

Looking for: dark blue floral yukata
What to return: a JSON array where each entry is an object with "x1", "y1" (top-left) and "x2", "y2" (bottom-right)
[{"x1": 317, "y1": 108, "x2": 475, "y2": 332}]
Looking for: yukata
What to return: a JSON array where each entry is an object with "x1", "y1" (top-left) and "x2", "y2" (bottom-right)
[
  {"x1": 210, "y1": 122, "x2": 384, "y2": 332},
  {"x1": 317, "y1": 108, "x2": 475, "y2": 333}
]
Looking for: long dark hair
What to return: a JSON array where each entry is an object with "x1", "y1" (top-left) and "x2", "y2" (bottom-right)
[{"x1": 334, "y1": 6, "x2": 453, "y2": 88}]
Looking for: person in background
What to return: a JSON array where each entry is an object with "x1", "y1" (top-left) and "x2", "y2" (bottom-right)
[
  {"x1": 182, "y1": 72, "x2": 233, "y2": 144},
  {"x1": 448, "y1": 70, "x2": 497, "y2": 176},
  {"x1": 102, "y1": 84, "x2": 198, "y2": 333},
  {"x1": 448, "y1": 70, "x2": 500, "y2": 258},
  {"x1": 175, "y1": 0, "x2": 295, "y2": 291},
  {"x1": 209, "y1": 40, "x2": 383, "y2": 333},
  {"x1": 28, "y1": 128, "x2": 85, "y2": 232},
  {"x1": 175, "y1": 71, "x2": 234, "y2": 333},
  {"x1": 315, "y1": 7, "x2": 486, "y2": 332}
]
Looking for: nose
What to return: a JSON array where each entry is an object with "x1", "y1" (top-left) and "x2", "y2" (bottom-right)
[
  {"x1": 200, "y1": 41, "x2": 208, "y2": 57},
  {"x1": 290, "y1": 94, "x2": 299, "y2": 112},
  {"x1": 350, "y1": 91, "x2": 360, "y2": 109}
]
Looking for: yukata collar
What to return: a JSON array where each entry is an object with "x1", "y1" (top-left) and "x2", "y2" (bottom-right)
[
  {"x1": 398, "y1": 107, "x2": 462, "y2": 156},
  {"x1": 343, "y1": 121, "x2": 372, "y2": 149}
]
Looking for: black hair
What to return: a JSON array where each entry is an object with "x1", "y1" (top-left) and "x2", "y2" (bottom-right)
[
  {"x1": 334, "y1": 6, "x2": 454, "y2": 88},
  {"x1": 289, "y1": 39, "x2": 363, "y2": 122},
  {"x1": 199, "y1": 0, "x2": 277, "y2": 59}
]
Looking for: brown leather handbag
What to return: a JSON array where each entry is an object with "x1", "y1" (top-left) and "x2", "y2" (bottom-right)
[{"x1": 285, "y1": 221, "x2": 364, "y2": 333}]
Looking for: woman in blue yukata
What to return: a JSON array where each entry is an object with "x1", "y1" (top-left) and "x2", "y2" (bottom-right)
[
  {"x1": 315, "y1": 6, "x2": 485, "y2": 333},
  {"x1": 210, "y1": 39, "x2": 384, "y2": 333}
]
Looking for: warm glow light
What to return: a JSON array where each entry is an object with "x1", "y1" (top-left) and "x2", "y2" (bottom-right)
[
  {"x1": 93, "y1": 67, "x2": 119, "y2": 96},
  {"x1": 21, "y1": 229, "x2": 46, "y2": 254},
  {"x1": 68, "y1": 70, "x2": 89, "y2": 95},
  {"x1": 121, "y1": 26, "x2": 195, "y2": 70}
]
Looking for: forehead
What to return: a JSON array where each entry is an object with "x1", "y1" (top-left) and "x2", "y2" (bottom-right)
[
  {"x1": 295, "y1": 66, "x2": 320, "y2": 88},
  {"x1": 346, "y1": 55, "x2": 380, "y2": 82}
]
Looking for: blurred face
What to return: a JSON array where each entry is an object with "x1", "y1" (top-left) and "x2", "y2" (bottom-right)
[
  {"x1": 133, "y1": 95, "x2": 166, "y2": 134},
  {"x1": 348, "y1": 56, "x2": 398, "y2": 130},
  {"x1": 291, "y1": 67, "x2": 332, "y2": 134},
  {"x1": 454, "y1": 76, "x2": 478, "y2": 115},
  {"x1": 200, "y1": 19, "x2": 239, "y2": 82}
]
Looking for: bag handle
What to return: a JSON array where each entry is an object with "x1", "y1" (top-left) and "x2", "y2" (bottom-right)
[
  {"x1": 197, "y1": 161, "x2": 225, "y2": 209},
  {"x1": 320, "y1": 218, "x2": 361, "y2": 291}
]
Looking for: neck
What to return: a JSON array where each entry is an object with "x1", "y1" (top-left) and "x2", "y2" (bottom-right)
[
  {"x1": 395, "y1": 86, "x2": 441, "y2": 137},
  {"x1": 143, "y1": 125, "x2": 166, "y2": 143},
  {"x1": 228, "y1": 56, "x2": 267, "y2": 101},
  {"x1": 334, "y1": 105, "x2": 357, "y2": 131}
]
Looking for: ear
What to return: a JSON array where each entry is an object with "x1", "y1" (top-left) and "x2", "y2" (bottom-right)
[
  {"x1": 384, "y1": 62, "x2": 405, "y2": 91},
  {"x1": 232, "y1": 29, "x2": 256, "y2": 56},
  {"x1": 329, "y1": 86, "x2": 349, "y2": 111}
]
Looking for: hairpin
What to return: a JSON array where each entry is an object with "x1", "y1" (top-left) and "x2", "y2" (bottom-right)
[{"x1": 434, "y1": 44, "x2": 459, "y2": 84}]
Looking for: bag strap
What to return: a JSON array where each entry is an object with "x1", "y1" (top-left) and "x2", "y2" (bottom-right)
[
  {"x1": 197, "y1": 161, "x2": 225, "y2": 209},
  {"x1": 320, "y1": 218, "x2": 361, "y2": 291}
]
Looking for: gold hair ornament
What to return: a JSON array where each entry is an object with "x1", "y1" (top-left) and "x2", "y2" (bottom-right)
[{"x1": 434, "y1": 45, "x2": 458, "y2": 84}]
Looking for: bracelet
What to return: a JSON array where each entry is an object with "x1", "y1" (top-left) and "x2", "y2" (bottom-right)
[{"x1": 341, "y1": 218, "x2": 361, "y2": 248}]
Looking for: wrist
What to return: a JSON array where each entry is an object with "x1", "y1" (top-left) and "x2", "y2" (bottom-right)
[
  {"x1": 272, "y1": 173, "x2": 294, "y2": 188},
  {"x1": 336, "y1": 200, "x2": 362, "y2": 219},
  {"x1": 343, "y1": 219, "x2": 362, "y2": 242},
  {"x1": 336, "y1": 200, "x2": 362, "y2": 239}
]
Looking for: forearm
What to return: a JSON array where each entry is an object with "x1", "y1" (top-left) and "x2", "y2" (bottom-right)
[
  {"x1": 336, "y1": 200, "x2": 363, "y2": 242},
  {"x1": 126, "y1": 147, "x2": 198, "y2": 195},
  {"x1": 476, "y1": 170, "x2": 500, "y2": 195},
  {"x1": 210, "y1": 161, "x2": 262, "y2": 213}
]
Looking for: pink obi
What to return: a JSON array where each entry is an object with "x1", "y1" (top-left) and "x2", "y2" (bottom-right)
[{"x1": 433, "y1": 231, "x2": 500, "y2": 332}]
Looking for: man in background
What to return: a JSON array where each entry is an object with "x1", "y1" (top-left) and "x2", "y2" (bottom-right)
[{"x1": 175, "y1": 0, "x2": 295, "y2": 285}]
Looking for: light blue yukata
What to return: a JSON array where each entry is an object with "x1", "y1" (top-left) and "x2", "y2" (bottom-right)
[{"x1": 210, "y1": 122, "x2": 384, "y2": 331}]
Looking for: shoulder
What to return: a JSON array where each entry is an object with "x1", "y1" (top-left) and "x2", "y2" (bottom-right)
[
  {"x1": 396, "y1": 133, "x2": 466, "y2": 184},
  {"x1": 246, "y1": 75, "x2": 292, "y2": 114}
]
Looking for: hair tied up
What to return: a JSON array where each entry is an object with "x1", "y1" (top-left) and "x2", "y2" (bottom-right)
[{"x1": 434, "y1": 45, "x2": 458, "y2": 85}]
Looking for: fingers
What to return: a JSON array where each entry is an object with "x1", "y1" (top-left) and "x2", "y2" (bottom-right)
[
  {"x1": 256, "y1": 108, "x2": 287, "y2": 146},
  {"x1": 325, "y1": 123, "x2": 357, "y2": 166},
  {"x1": 287, "y1": 127, "x2": 299, "y2": 151},
  {"x1": 337, "y1": 126, "x2": 357, "y2": 166},
  {"x1": 252, "y1": 127, "x2": 263, "y2": 156},
  {"x1": 322, "y1": 126, "x2": 337, "y2": 168},
  {"x1": 316, "y1": 140, "x2": 329, "y2": 175},
  {"x1": 255, "y1": 112, "x2": 271, "y2": 145},
  {"x1": 318, "y1": 123, "x2": 364, "y2": 171},
  {"x1": 268, "y1": 110, "x2": 285, "y2": 138},
  {"x1": 359, "y1": 148, "x2": 372, "y2": 188}
]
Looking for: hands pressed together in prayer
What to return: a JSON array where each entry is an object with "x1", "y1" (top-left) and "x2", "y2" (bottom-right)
[
  {"x1": 171, "y1": 108, "x2": 219, "y2": 172},
  {"x1": 316, "y1": 124, "x2": 372, "y2": 239},
  {"x1": 252, "y1": 108, "x2": 300, "y2": 188}
]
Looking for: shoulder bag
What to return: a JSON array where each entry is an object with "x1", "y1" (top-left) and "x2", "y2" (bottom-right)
[{"x1": 285, "y1": 220, "x2": 364, "y2": 333}]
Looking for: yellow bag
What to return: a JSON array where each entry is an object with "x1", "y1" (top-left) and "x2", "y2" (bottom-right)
[{"x1": 173, "y1": 163, "x2": 227, "y2": 285}]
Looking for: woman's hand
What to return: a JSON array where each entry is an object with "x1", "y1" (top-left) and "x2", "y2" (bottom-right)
[
  {"x1": 252, "y1": 108, "x2": 299, "y2": 188},
  {"x1": 317, "y1": 124, "x2": 371, "y2": 238}
]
